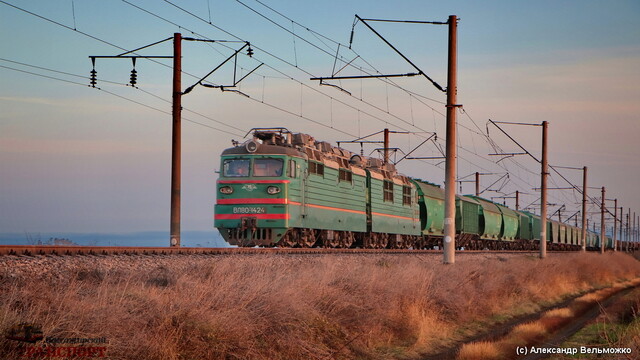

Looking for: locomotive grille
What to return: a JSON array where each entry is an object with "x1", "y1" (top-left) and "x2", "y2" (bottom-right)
[{"x1": 228, "y1": 228, "x2": 273, "y2": 241}]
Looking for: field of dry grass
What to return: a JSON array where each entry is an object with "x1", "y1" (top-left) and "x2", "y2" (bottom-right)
[
  {"x1": 456, "y1": 278, "x2": 640, "y2": 360},
  {"x1": 1, "y1": 252, "x2": 639, "y2": 359}
]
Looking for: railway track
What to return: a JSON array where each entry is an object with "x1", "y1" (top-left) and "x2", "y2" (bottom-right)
[{"x1": 0, "y1": 245, "x2": 563, "y2": 257}]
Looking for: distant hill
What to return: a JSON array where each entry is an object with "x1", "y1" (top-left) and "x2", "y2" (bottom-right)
[{"x1": 0, "y1": 230, "x2": 231, "y2": 247}]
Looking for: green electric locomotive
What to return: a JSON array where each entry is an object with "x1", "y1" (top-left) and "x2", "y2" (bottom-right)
[{"x1": 214, "y1": 128, "x2": 420, "y2": 248}]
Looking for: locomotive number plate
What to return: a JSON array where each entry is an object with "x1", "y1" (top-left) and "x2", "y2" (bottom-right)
[{"x1": 233, "y1": 207, "x2": 266, "y2": 214}]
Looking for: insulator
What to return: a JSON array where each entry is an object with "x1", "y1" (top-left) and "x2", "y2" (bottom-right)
[
  {"x1": 349, "y1": 28, "x2": 354, "y2": 49},
  {"x1": 247, "y1": 46, "x2": 254, "y2": 57},
  {"x1": 90, "y1": 69, "x2": 97, "y2": 88},
  {"x1": 129, "y1": 69, "x2": 137, "y2": 86}
]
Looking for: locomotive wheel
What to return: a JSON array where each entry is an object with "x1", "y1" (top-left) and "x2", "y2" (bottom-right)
[
  {"x1": 378, "y1": 234, "x2": 389, "y2": 249},
  {"x1": 328, "y1": 233, "x2": 340, "y2": 248},
  {"x1": 297, "y1": 229, "x2": 317, "y2": 248},
  {"x1": 363, "y1": 234, "x2": 376, "y2": 249},
  {"x1": 388, "y1": 234, "x2": 399, "y2": 249},
  {"x1": 279, "y1": 231, "x2": 295, "y2": 247},
  {"x1": 340, "y1": 232, "x2": 354, "y2": 248},
  {"x1": 321, "y1": 230, "x2": 340, "y2": 248}
]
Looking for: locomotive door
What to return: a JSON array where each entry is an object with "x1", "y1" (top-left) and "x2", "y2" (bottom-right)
[{"x1": 301, "y1": 164, "x2": 308, "y2": 223}]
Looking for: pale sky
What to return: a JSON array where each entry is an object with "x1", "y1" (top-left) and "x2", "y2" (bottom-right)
[{"x1": 1, "y1": 1, "x2": 639, "y2": 236}]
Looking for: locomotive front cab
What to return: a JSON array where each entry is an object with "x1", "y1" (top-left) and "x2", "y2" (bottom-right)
[
  {"x1": 215, "y1": 155, "x2": 292, "y2": 246},
  {"x1": 215, "y1": 129, "x2": 305, "y2": 247}
]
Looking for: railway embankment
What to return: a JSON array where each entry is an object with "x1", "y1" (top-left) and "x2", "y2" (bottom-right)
[{"x1": 1, "y1": 252, "x2": 639, "y2": 359}]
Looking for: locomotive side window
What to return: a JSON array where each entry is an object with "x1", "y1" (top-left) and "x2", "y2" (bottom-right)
[
  {"x1": 383, "y1": 180, "x2": 394, "y2": 202},
  {"x1": 309, "y1": 161, "x2": 324, "y2": 176},
  {"x1": 253, "y1": 158, "x2": 283, "y2": 177},
  {"x1": 287, "y1": 159, "x2": 297, "y2": 178},
  {"x1": 402, "y1": 185, "x2": 412, "y2": 206},
  {"x1": 223, "y1": 159, "x2": 250, "y2": 177},
  {"x1": 338, "y1": 169, "x2": 352, "y2": 183}
]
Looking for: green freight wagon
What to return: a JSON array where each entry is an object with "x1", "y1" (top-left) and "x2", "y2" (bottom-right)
[
  {"x1": 527, "y1": 212, "x2": 543, "y2": 241},
  {"x1": 456, "y1": 195, "x2": 482, "y2": 236},
  {"x1": 466, "y1": 196, "x2": 502, "y2": 241},
  {"x1": 410, "y1": 180, "x2": 485, "y2": 237},
  {"x1": 411, "y1": 179, "x2": 445, "y2": 236},
  {"x1": 559, "y1": 223, "x2": 567, "y2": 244},
  {"x1": 515, "y1": 210, "x2": 533, "y2": 240},
  {"x1": 495, "y1": 203, "x2": 519, "y2": 241},
  {"x1": 549, "y1": 220, "x2": 560, "y2": 244}
]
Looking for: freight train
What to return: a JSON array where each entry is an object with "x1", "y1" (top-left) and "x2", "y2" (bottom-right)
[{"x1": 214, "y1": 128, "x2": 635, "y2": 251}]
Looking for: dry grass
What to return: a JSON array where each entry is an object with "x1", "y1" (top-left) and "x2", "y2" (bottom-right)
[
  {"x1": 455, "y1": 270, "x2": 640, "y2": 360},
  {"x1": 0, "y1": 252, "x2": 639, "y2": 359},
  {"x1": 457, "y1": 341, "x2": 500, "y2": 360}
]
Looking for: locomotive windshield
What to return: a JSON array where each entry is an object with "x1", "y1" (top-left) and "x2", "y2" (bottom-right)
[
  {"x1": 223, "y1": 159, "x2": 250, "y2": 177},
  {"x1": 253, "y1": 158, "x2": 283, "y2": 177}
]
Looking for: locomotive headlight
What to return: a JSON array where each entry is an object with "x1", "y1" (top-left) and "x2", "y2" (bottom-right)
[
  {"x1": 266, "y1": 186, "x2": 281, "y2": 195},
  {"x1": 219, "y1": 186, "x2": 233, "y2": 194}
]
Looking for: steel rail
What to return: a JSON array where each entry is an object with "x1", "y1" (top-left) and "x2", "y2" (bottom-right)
[{"x1": 0, "y1": 245, "x2": 574, "y2": 257}]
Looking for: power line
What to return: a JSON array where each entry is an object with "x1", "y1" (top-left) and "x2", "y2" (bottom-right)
[
  {"x1": 127, "y1": 1, "x2": 446, "y2": 140},
  {"x1": 0, "y1": 61, "x2": 243, "y2": 137},
  {"x1": 0, "y1": 57, "x2": 246, "y2": 135},
  {"x1": 0, "y1": 0, "x2": 236, "y2": 88},
  {"x1": 159, "y1": 0, "x2": 450, "y2": 137},
  {"x1": 244, "y1": 0, "x2": 447, "y2": 106}
]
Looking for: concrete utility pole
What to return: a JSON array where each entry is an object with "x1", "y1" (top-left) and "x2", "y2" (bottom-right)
[
  {"x1": 170, "y1": 33, "x2": 182, "y2": 247},
  {"x1": 581, "y1": 166, "x2": 588, "y2": 252},
  {"x1": 443, "y1": 15, "x2": 458, "y2": 264},
  {"x1": 600, "y1": 187, "x2": 605, "y2": 254},
  {"x1": 613, "y1": 199, "x2": 617, "y2": 251},
  {"x1": 383, "y1": 128, "x2": 390, "y2": 165},
  {"x1": 539, "y1": 121, "x2": 548, "y2": 259},
  {"x1": 619, "y1": 207, "x2": 623, "y2": 251},
  {"x1": 89, "y1": 33, "x2": 183, "y2": 247},
  {"x1": 627, "y1": 210, "x2": 631, "y2": 251}
]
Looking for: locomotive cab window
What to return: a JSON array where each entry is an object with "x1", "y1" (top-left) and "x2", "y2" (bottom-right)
[
  {"x1": 383, "y1": 180, "x2": 394, "y2": 202},
  {"x1": 402, "y1": 185, "x2": 412, "y2": 206},
  {"x1": 253, "y1": 158, "x2": 283, "y2": 177},
  {"x1": 223, "y1": 159, "x2": 250, "y2": 177}
]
